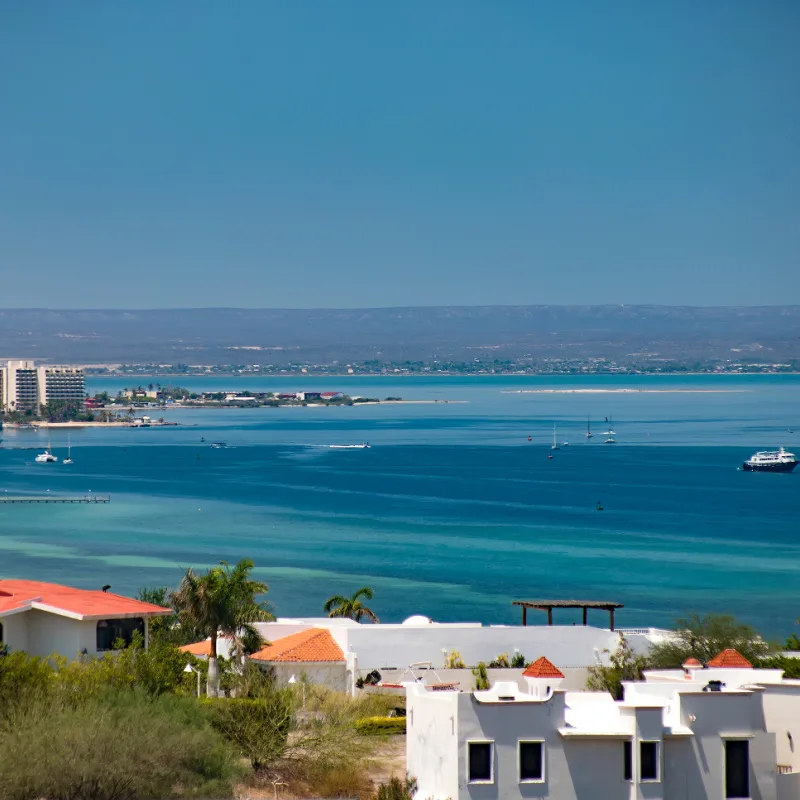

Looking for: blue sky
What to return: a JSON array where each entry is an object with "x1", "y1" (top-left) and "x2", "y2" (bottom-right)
[{"x1": 1, "y1": 1, "x2": 798, "y2": 308}]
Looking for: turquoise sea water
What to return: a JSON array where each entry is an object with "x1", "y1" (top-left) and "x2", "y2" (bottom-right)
[{"x1": 1, "y1": 375, "x2": 798, "y2": 635}]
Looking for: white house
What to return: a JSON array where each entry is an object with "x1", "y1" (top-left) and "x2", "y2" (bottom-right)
[
  {"x1": 250, "y1": 615, "x2": 660, "y2": 677},
  {"x1": 407, "y1": 649, "x2": 800, "y2": 800},
  {"x1": 0, "y1": 579, "x2": 172, "y2": 659}
]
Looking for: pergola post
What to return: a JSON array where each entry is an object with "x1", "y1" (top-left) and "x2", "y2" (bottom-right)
[
  {"x1": 522, "y1": 606, "x2": 527, "y2": 626},
  {"x1": 582, "y1": 606, "x2": 588, "y2": 626},
  {"x1": 609, "y1": 608, "x2": 615, "y2": 631},
  {"x1": 547, "y1": 607, "x2": 553, "y2": 626}
]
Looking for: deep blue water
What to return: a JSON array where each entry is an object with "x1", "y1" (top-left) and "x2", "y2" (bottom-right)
[{"x1": 1, "y1": 375, "x2": 798, "y2": 636}]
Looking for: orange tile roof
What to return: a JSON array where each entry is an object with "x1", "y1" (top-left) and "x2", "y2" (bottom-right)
[
  {"x1": 707, "y1": 649, "x2": 753, "y2": 669},
  {"x1": 180, "y1": 640, "x2": 214, "y2": 656},
  {"x1": 250, "y1": 628, "x2": 345, "y2": 663},
  {"x1": 523, "y1": 656, "x2": 565, "y2": 679},
  {"x1": 682, "y1": 658, "x2": 703, "y2": 668},
  {"x1": 0, "y1": 579, "x2": 172, "y2": 620}
]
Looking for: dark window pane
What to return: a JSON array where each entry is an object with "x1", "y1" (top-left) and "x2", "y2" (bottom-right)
[
  {"x1": 623, "y1": 741, "x2": 632, "y2": 781},
  {"x1": 640, "y1": 741, "x2": 659, "y2": 781},
  {"x1": 96, "y1": 617, "x2": 145, "y2": 651},
  {"x1": 520, "y1": 741, "x2": 543, "y2": 780},
  {"x1": 725, "y1": 740, "x2": 749, "y2": 798},
  {"x1": 469, "y1": 742, "x2": 492, "y2": 781}
]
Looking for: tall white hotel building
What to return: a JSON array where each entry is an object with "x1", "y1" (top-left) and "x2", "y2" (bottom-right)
[{"x1": 0, "y1": 360, "x2": 85, "y2": 413}]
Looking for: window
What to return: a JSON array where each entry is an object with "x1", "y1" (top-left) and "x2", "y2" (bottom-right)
[
  {"x1": 519, "y1": 741, "x2": 544, "y2": 782},
  {"x1": 640, "y1": 741, "x2": 659, "y2": 782},
  {"x1": 96, "y1": 617, "x2": 145, "y2": 651},
  {"x1": 623, "y1": 740, "x2": 632, "y2": 781},
  {"x1": 468, "y1": 741, "x2": 493, "y2": 782},
  {"x1": 725, "y1": 740, "x2": 750, "y2": 798},
  {"x1": 0, "y1": 621, "x2": 3, "y2": 644}
]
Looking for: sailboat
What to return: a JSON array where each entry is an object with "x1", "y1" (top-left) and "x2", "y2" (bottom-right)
[
  {"x1": 63, "y1": 434, "x2": 74, "y2": 465},
  {"x1": 603, "y1": 416, "x2": 616, "y2": 444},
  {"x1": 35, "y1": 434, "x2": 58, "y2": 463},
  {"x1": 551, "y1": 424, "x2": 560, "y2": 450},
  {"x1": 586, "y1": 417, "x2": 593, "y2": 439}
]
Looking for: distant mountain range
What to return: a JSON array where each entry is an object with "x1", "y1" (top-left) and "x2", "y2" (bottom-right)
[{"x1": 0, "y1": 306, "x2": 798, "y2": 366}]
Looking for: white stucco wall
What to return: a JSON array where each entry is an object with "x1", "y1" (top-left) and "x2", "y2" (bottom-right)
[
  {"x1": 23, "y1": 610, "x2": 98, "y2": 658},
  {"x1": 0, "y1": 612, "x2": 29, "y2": 652},
  {"x1": 760, "y1": 685, "x2": 800, "y2": 771},
  {"x1": 375, "y1": 666, "x2": 590, "y2": 692},
  {"x1": 409, "y1": 684, "x2": 783, "y2": 800},
  {"x1": 407, "y1": 685, "x2": 460, "y2": 799},
  {"x1": 339, "y1": 624, "x2": 620, "y2": 670},
  {"x1": 267, "y1": 662, "x2": 349, "y2": 694}
]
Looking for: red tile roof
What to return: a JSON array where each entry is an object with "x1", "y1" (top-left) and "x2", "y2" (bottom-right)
[
  {"x1": 707, "y1": 649, "x2": 753, "y2": 669},
  {"x1": 0, "y1": 580, "x2": 172, "y2": 621},
  {"x1": 179, "y1": 637, "x2": 234, "y2": 657},
  {"x1": 682, "y1": 658, "x2": 703, "y2": 668},
  {"x1": 523, "y1": 656, "x2": 565, "y2": 679},
  {"x1": 250, "y1": 628, "x2": 345, "y2": 663},
  {"x1": 180, "y1": 639, "x2": 214, "y2": 656}
]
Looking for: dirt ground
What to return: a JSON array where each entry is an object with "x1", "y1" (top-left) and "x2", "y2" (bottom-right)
[{"x1": 234, "y1": 736, "x2": 406, "y2": 799}]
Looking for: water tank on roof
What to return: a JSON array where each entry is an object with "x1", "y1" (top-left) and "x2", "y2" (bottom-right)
[{"x1": 402, "y1": 614, "x2": 432, "y2": 625}]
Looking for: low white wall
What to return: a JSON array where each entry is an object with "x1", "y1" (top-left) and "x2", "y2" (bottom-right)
[
  {"x1": 340, "y1": 624, "x2": 620, "y2": 671},
  {"x1": 778, "y1": 771, "x2": 800, "y2": 800},
  {"x1": 371, "y1": 666, "x2": 589, "y2": 692},
  {"x1": 269, "y1": 662, "x2": 349, "y2": 694}
]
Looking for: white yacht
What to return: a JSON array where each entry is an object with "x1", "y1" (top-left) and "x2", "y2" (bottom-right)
[
  {"x1": 551, "y1": 424, "x2": 560, "y2": 451},
  {"x1": 35, "y1": 449, "x2": 58, "y2": 463},
  {"x1": 742, "y1": 448, "x2": 797, "y2": 473}
]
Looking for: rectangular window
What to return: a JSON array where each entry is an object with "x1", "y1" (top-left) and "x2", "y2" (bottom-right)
[
  {"x1": 725, "y1": 740, "x2": 750, "y2": 798},
  {"x1": 640, "y1": 741, "x2": 659, "y2": 781},
  {"x1": 468, "y1": 741, "x2": 493, "y2": 782},
  {"x1": 519, "y1": 741, "x2": 544, "y2": 781},
  {"x1": 623, "y1": 740, "x2": 632, "y2": 781}
]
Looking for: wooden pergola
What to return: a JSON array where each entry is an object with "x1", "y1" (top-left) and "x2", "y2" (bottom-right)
[{"x1": 512, "y1": 599, "x2": 624, "y2": 631}]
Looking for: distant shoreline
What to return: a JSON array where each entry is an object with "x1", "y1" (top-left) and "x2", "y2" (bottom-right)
[{"x1": 503, "y1": 388, "x2": 752, "y2": 394}]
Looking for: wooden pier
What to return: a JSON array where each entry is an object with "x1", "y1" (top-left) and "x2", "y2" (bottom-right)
[{"x1": 0, "y1": 495, "x2": 110, "y2": 504}]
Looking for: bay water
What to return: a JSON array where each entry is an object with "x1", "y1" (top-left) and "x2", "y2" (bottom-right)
[{"x1": 1, "y1": 375, "x2": 798, "y2": 636}]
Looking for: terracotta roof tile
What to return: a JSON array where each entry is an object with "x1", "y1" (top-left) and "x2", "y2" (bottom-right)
[
  {"x1": 250, "y1": 628, "x2": 345, "y2": 663},
  {"x1": 522, "y1": 656, "x2": 565, "y2": 679},
  {"x1": 0, "y1": 579, "x2": 171, "y2": 620},
  {"x1": 682, "y1": 658, "x2": 703, "y2": 668},
  {"x1": 707, "y1": 649, "x2": 752, "y2": 668},
  {"x1": 180, "y1": 640, "x2": 213, "y2": 656}
]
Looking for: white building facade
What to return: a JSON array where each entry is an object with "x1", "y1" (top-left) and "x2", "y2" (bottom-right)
[
  {"x1": 407, "y1": 651, "x2": 800, "y2": 800},
  {"x1": 0, "y1": 360, "x2": 85, "y2": 412}
]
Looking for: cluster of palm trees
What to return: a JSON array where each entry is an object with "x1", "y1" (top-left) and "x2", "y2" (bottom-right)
[{"x1": 169, "y1": 560, "x2": 379, "y2": 697}]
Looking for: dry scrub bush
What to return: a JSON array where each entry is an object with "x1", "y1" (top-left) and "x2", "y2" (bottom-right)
[{"x1": 0, "y1": 690, "x2": 239, "y2": 800}]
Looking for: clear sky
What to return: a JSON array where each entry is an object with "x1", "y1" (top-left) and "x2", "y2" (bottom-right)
[{"x1": 1, "y1": 1, "x2": 798, "y2": 308}]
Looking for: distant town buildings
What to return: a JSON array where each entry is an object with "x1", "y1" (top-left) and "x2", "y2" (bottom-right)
[{"x1": 0, "y1": 360, "x2": 85, "y2": 413}]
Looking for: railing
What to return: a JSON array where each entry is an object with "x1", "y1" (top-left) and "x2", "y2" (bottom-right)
[{"x1": 777, "y1": 765, "x2": 794, "y2": 775}]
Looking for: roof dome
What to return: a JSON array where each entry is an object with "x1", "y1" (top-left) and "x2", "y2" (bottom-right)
[{"x1": 402, "y1": 614, "x2": 432, "y2": 626}]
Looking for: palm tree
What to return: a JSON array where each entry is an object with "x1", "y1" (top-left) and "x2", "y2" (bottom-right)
[
  {"x1": 171, "y1": 559, "x2": 273, "y2": 696},
  {"x1": 324, "y1": 587, "x2": 378, "y2": 623}
]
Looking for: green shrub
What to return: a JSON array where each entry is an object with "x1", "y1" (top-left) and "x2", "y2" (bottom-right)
[
  {"x1": 473, "y1": 662, "x2": 490, "y2": 690},
  {"x1": 511, "y1": 652, "x2": 526, "y2": 668},
  {"x1": 377, "y1": 775, "x2": 417, "y2": 800},
  {"x1": 0, "y1": 689, "x2": 239, "y2": 800},
  {"x1": 757, "y1": 655, "x2": 800, "y2": 679},
  {"x1": 0, "y1": 648, "x2": 54, "y2": 714},
  {"x1": 206, "y1": 689, "x2": 294, "y2": 770},
  {"x1": 354, "y1": 715, "x2": 406, "y2": 735}
]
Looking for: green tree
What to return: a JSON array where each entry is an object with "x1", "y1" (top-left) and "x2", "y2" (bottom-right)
[
  {"x1": 586, "y1": 637, "x2": 650, "y2": 700},
  {"x1": 323, "y1": 587, "x2": 378, "y2": 622},
  {"x1": 647, "y1": 613, "x2": 773, "y2": 668},
  {"x1": 171, "y1": 559, "x2": 273, "y2": 697}
]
